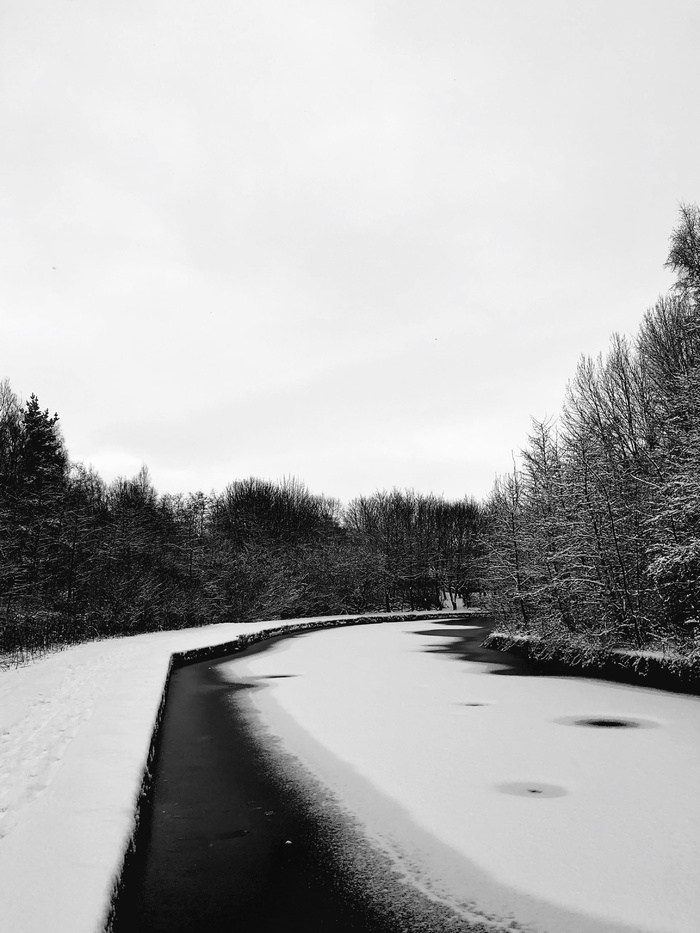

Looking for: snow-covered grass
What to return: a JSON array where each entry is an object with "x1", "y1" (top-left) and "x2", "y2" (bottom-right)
[
  {"x1": 484, "y1": 629, "x2": 700, "y2": 689},
  {"x1": 0, "y1": 612, "x2": 448, "y2": 933},
  {"x1": 220, "y1": 620, "x2": 700, "y2": 933}
]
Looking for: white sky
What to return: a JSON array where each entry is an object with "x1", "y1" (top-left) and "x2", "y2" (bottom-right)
[{"x1": 2, "y1": 0, "x2": 699, "y2": 503}]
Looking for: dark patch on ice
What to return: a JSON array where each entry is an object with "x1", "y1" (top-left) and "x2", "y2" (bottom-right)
[
  {"x1": 412, "y1": 622, "x2": 545, "y2": 676},
  {"x1": 497, "y1": 782, "x2": 568, "y2": 798},
  {"x1": 554, "y1": 715, "x2": 658, "y2": 729},
  {"x1": 579, "y1": 718, "x2": 636, "y2": 728}
]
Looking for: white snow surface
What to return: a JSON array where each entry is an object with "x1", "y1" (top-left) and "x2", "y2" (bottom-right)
[
  {"x1": 219, "y1": 620, "x2": 700, "y2": 933},
  {"x1": 0, "y1": 614, "x2": 402, "y2": 933},
  {"x1": 1, "y1": 614, "x2": 699, "y2": 933}
]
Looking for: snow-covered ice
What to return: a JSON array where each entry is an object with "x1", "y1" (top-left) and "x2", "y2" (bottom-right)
[
  {"x1": 220, "y1": 620, "x2": 700, "y2": 933},
  {"x1": 1, "y1": 613, "x2": 699, "y2": 933}
]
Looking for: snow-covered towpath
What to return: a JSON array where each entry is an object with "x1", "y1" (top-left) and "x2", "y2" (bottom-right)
[
  {"x1": 220, "y1": 619, "x2": 700, "y2": 933},
  {"x1": 0, "y1": 614, "x2": 417, "y2": 933}
]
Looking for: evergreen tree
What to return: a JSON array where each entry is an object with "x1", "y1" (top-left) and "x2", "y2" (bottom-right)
[{"x1": 20, "y1": 394, "x2": 67, "y2": 492}]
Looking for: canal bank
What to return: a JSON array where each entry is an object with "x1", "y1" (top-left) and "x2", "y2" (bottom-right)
[{"x1": 482, "y1": 631, "x2": 700, "y2": 695}]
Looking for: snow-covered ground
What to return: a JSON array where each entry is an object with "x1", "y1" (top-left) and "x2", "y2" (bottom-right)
[
  {"x1": 0, "y1": 614, "x2": 410, "y2": 933},
  {"x1": 220, "y1": 620, "x2": 700, "y2": 933},
  {"x1": 1, "y1": 614, "x2": 699, "y2": 933}
]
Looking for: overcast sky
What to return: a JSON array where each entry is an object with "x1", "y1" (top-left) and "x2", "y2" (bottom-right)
[{"x1": 2, "y1": 0, "x2": 699, "y2": 503}]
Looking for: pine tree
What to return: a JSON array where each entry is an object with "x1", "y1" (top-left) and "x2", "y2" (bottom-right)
[{"x1": 20, "y1": 394, "x2": 67, "y2": 493}]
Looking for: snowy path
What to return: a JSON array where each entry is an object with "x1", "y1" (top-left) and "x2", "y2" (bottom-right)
[
  {"x1": 0, "y1": 614, "x2": 420, "y2": 933},
  {"x1": 220, "y1": 620, "x2": 700, "y2": 933}
]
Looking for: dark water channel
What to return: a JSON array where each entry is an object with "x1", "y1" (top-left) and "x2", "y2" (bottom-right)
[{"x1": 110, "y1": 620, "x2": 539, "y2": 933}]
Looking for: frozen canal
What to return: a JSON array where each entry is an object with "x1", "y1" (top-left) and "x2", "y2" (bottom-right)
[{"x1": 218, "y1": 617, "x2": 700, "y2": 933}]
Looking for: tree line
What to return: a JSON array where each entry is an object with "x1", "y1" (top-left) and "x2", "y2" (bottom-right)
[
  {"x1": 485, "y1": 204, "x2": 700, "y2": 659},
  {"x1": 0, "y1": 396, "x2": 485, "y2": 661},
  {"x1": 3, "y1": 205, "x2": 697, "y2": 664}
]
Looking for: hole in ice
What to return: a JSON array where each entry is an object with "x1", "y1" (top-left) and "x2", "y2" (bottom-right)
[
  {"x1": 578, "y1": 718, "x2": 636, "y2": 728},
  {"x1": 554, "y1": 715, "x2": 657, "y2": 729},
  {"x1": 497, "y1": 782, "x2": 567, "y2": 798}
]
